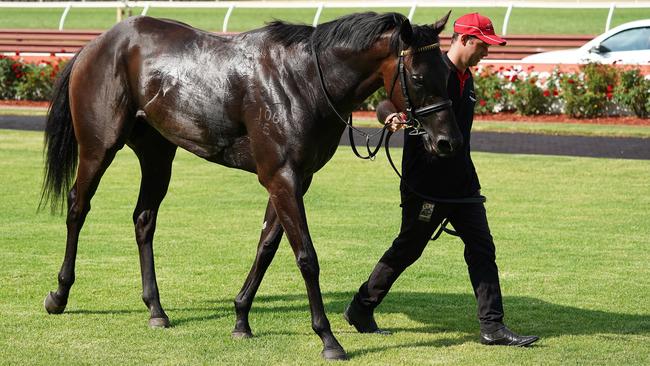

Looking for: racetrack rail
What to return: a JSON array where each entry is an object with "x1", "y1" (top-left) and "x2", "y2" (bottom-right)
[{"x1": 0, "y1": 28, "x2": 593, "y2": 60}]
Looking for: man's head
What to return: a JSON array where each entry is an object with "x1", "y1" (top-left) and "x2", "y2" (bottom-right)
[{"x1": 449, "y1": 13, "x2": 506, "y2": 68}]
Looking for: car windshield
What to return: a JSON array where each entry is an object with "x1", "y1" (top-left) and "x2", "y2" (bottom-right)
[{"x1": 600, "y1": 27, "x2": 650, "y2": 52}]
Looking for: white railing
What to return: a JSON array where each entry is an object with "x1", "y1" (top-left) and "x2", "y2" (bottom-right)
[{"x1": 0, "y1": 1, "x2": 648, "y2": 33}]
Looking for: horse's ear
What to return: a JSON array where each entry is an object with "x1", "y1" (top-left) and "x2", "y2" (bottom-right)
[
  {"x1": 432, "y1": 10, "x2": 452, "y2": 34},
  {"x1": 399, "y1": 19, "x2": 414, "y2": 46}
]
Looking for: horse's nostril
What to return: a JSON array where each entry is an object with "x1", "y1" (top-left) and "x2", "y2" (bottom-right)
[{"x1": 437, "y1": 139, "x2": 452, "y2": 153}]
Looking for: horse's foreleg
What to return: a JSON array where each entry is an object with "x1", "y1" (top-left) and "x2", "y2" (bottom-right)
[
  {"x1": 232, "y1": 175, "x2": 313, "y2": 338},
  {"x1": 45, "y1": 150, "x2": 118, "y2": 314},
  {"x1": 263, "y1": 169, "x2": 347, "y2": 361},
  {"x1": 129, "y1": 126, "x2": 177, "y2": 327}
]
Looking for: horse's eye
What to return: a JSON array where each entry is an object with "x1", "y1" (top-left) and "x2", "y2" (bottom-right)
[{"x1": 411, "y1": 74, "x2": 425, "y2": 85}]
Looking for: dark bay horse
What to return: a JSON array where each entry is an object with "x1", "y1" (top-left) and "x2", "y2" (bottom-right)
[{"x1": 41, "y1": 11, "x2": 460, "y2": 360}]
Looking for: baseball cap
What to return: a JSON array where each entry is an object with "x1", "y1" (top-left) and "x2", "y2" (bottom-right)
[{"x1": 453, "y1": 13, "x2": 507, "y2": 46}]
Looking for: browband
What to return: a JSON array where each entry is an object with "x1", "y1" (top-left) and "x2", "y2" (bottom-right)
[{"x1": 399, "y1": 42, "x2": 440, "y2": 56}]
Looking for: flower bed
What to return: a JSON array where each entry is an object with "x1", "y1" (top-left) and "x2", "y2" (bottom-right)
[
  {"x1": 1, "y1": 56, "x2": 649, "y2": 120},
  {"x1": 474, "y1": 63, "x2": 650, "y2": 119},
  {"x1": 0, "y1": 56, "x2": 68, "y2": 101}
]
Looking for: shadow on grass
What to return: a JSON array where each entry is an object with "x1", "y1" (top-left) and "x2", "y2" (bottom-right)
[
  {"x1": 57, "y1": 290, "x2": 648, "y2": 358},
  {"x1": 197, "y1": 291, "x2": 650, "y2": 339}
]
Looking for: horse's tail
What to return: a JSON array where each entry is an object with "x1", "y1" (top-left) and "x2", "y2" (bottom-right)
[{"x1": 40, "y1": 55, "x2": 78, "y2": 213}]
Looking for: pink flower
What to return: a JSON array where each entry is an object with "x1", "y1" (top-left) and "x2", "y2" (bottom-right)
[{"x1": 479, "y1": 99, "x2": 487, "y2": 106}]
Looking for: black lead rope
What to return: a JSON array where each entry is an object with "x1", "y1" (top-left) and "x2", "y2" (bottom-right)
[{"x1": 384, "y1": 130, "x2": 487, "y2": 241}]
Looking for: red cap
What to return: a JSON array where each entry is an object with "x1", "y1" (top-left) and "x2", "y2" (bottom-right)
[{"x1": 453, "y1": 13, "x2": 506, "y2": 46}]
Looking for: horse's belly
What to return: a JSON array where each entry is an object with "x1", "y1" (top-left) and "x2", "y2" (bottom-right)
[{"x1": 140, "y1": 100, "x2": 243, "y2": 160}]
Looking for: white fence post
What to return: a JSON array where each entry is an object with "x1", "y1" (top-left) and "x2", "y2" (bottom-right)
[
  {"x1": 502, "y1": 3, "x2": 513, "y2": 35},
  {"x1": 605, "y1": 3, "x2": 616, "y2": 31},
  {"x1": 58, "y1": 3, "x2": 72, "y2": 31},
  {"x1": 313, "y1": 3, "x2": 324, "y2": 27},
  {"x1": 407, "y1": 2, "x2": 417, "y2": 21},
  {"x1": 223, "y1": 4, "x2": 235, "y2": 32},
  {"x1": 141, "y1": 3, "x2": 150, "y2": 16}
]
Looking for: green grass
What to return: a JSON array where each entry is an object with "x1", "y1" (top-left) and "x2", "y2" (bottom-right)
[
  {"x1": 1, "y1": 129, "x2": 649, "y2": 365},
  {"x1": 0, "y1": 108, "x2": 47, "y2": 116},
  {"x1": 0, "y1": 6, "x2": 648, "y2": 34}
]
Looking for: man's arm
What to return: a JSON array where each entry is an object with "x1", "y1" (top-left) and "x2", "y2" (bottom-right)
[{"x1": 375, "y1": 100, "x2": 406, "y2": 132}]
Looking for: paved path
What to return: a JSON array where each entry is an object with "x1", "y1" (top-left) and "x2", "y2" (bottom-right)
[
  {"x1": 2, "y1": 115, "x2": 649, "y2": 160},
  {"x1": 342, "y1": 128, "x2": 650, "y2": 160}
]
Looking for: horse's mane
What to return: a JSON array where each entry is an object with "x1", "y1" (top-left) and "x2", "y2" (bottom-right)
[{"x1": 261, "y1": 12, "x2": 441, "y2": 54}]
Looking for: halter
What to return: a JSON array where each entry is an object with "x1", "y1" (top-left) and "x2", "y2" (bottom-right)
[{"x1": 395, "y1": 42, "x2": 453, "y2": 135}]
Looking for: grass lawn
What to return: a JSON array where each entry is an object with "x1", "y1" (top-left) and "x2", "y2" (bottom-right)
[
  {"x1": 1, "y1": 129, "x2": 649, "y2": 365},
  {"x1": 0, "y1": 6, "x2": 648, "y2": 34}
]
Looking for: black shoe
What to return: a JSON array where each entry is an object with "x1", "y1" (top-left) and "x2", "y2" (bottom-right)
[
  {"x1": 343, "y1": 302, "x2": 391, "y2": 335},
  {"x1": 480, "y1": 326, "x2": 539, "y2": 347}
]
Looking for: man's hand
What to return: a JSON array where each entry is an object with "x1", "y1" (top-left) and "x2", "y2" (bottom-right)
[{"x1": 384, "y1": 112, "x2": 407, "y2": 132}]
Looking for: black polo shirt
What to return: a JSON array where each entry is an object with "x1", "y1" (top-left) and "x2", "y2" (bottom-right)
[{"x1": 400, "y1": 53, "x2": 480, "y2": 199}]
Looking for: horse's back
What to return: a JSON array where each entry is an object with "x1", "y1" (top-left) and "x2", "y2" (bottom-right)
[{"x1": 69, "y1": 16, "x2": 249, "y2": 159}]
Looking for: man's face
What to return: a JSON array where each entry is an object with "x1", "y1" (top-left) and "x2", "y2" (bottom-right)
[{"x1": 464, "y1": 36, "x2": 490, "y2": 67}]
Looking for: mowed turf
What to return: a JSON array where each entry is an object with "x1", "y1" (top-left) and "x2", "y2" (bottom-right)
[
  {"x1": 1, "y1": 129, "x2": 649, "y2": 365},
  {"x1": 0, "y1": 6, "x2": 649, "y2": 34}
]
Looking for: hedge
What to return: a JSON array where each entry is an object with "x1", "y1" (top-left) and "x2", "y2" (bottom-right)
[{"x1": 1, "y1": 56, "x2": 649, "y2": 118}]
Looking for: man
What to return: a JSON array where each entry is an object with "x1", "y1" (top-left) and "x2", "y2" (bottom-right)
[{"x1": 344, "y1": 13, "x2": 539, "y2": 347}]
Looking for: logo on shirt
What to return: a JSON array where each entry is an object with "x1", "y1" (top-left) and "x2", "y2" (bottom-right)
[{"x1": 418, "y1": 202, "x2": 435, "y2": 222}]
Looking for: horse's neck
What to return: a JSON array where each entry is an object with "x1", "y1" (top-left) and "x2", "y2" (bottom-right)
[{"x1": 317, "y1": 49, "x2": 388, "y2": 113}]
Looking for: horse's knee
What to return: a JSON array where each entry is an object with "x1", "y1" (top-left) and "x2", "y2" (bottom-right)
[{"x1": 296, "y1": 251, "x2": 319, "y2": 278}]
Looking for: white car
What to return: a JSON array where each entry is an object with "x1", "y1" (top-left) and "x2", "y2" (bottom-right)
[{"x1": 522, "y1": 19, "x2": 650, "y2": 65}]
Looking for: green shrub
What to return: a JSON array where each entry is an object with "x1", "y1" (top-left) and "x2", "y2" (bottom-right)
[
  {"x1": 511, "y1": 76, "x2": 553, "y2": 115},
  {"x1": 0, "y1": 56, "x2": 24, "y2": 99},
  {"x1": 560, "y1": 63, "x2": 618, "y2": 118},
  {"x1": 473, "y1": 65, "x2": 509, "y2": 114},
  {"x1": 0, "y1": 57, "x2": 65, "y2": 101},
  {"x1": 615, "y1": 69, "x2": 650, "y2": 118}
]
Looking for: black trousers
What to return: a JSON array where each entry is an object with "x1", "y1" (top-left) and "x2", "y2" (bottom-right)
[{"x1": 353, "y1": 191, "x2": 505, "y2": 333}]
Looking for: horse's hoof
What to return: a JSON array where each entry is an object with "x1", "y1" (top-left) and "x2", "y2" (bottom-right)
[
  {"x1": 321, "y1": 347, "x2": 349, "y2": 361},
  {"x1": 149, "y1": 317, "x2": 170, "y2": 328},
  {"x1": 44, "y1": 292, "x2": 66, "y2": 314},
  {"x1": 231, "y1": 329, "x2": 253, "y2": 339}
]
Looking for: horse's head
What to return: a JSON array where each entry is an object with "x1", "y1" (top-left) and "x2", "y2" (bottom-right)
[{"x1": 384, "y1": 11, "x2": 462, "y2": 157}]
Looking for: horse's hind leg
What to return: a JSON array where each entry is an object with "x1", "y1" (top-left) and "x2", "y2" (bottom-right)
[
  {"x1": 232, "y1": 199, "x2": 283, "y2": 337},
  {"x1": 128, "y1": 124, "x2": 177, "y2": 327},
  {"x1": 232, "y1": 176, "x2": 313, "y2": 338},
  {"x1": 44, "y1": 143, "x2": 122, "y2": 314}
]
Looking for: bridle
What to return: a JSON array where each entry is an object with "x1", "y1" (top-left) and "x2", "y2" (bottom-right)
[
  {"x1": 311, "y1": 35, "x2": 451, "y2": 158},
  {"x1": 393, "y1": 43, "x2": 453, "y2": 135}
]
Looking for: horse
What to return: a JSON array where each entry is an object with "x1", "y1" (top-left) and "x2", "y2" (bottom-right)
[{"x1": 41, "y1": 11, "x2": 461, "y2": 360}]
